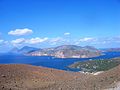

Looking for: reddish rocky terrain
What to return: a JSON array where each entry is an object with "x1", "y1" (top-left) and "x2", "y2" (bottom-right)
[{"x1": 0, "y1": 64, "x2": 120, "y2": 90}]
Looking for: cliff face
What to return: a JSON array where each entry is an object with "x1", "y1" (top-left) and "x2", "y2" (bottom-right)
[{"x1": 28, "y1": 45, "x2": 102, "y2": 58}]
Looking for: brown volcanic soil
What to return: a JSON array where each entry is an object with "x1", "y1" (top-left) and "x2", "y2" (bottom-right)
[
  {"x1": 0, "y1": 64, "x2": 120, "y2": 90},
  {"x1": 0, "y1": 64, "x2": 87, "y2": 90}
]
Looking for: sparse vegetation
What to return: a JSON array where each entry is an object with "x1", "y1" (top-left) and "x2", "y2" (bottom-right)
[
  {"x1": 1, "y1": 63, "x2": 120, "y2": 90},
  {"x1": 68, "y1": 58, "x2": 120, "y2": 72}
]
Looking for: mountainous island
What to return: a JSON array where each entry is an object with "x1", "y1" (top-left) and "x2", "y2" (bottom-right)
[{"x1": 10, "y1": 45, "x2": 102, "y2": 58}]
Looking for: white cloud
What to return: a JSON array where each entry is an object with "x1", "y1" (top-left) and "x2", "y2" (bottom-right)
[
  {"x1": 79, "y1": 37, "x2": 95, "y2": 42},
  {"x1": 76, "y1": 37, "x2": 120, "y2": 46},
  {"x1": 0, "y1": 40, "x2": 9, "y2": 46},
  {"x1": 8, "y1": 28, "x2": 33, "y2": 36},
  {"x1": 10, "y1": 37, "x2": 48, "y2": 46},
  {"x1": 0, "y1": 40, "x2": 4, "y2": 43},
  {"x1": 11, "y1": 38, "x2": 25, "y2": 46},
  {"x1": 27, "y1": 37, "x2": 48, "y2": 44},
  {"x1": 8, "y1": 36, "x2": 120, "y2": 48},
  {"x1": 50, "y1": 37, "x2": 62, "y2": 42},
  {"x1": 75, "y1": 37, "x2": 97, "y2": 45},
  {"x1": 49, "y1": 37, "x2": 66, "y2": 45},
  {"x1": 64, "y1": 32, "x2": 70, "y2": 35}
]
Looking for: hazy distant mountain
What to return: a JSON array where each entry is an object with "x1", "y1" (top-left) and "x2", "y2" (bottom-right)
[
  {"x1": 102, "y1": 48, "x2": 120, "y2": 52},
  {"x1": 10, "y1": 46, "x2": 40, "y2": 54},
  {"x1": 18, "y1": 46, "x2": 40, "y2": 54},
  {"x1": 28, "y1": 45, "x2": 102, "y2": 58},
  {"x1": 9, "y1": 47, "x2": 19, "y2": 54}
]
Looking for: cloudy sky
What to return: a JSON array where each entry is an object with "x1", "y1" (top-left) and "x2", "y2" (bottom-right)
[{"x1": 0, "y1": 0, "x2": 120, "y2": 52}]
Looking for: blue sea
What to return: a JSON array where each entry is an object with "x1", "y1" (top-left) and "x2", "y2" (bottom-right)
[{"x1": 0, "y1": 52, "x2": 120, "y2": 72}]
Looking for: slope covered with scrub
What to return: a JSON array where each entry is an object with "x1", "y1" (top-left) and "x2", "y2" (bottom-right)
[{"x1": 0, "y1": 64, "x2": 120, "y2": 90}]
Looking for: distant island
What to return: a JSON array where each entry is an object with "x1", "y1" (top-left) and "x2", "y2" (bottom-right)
[
  {"x1": 9, "y1": 46, "x2": 39, "y2": 54},
  {"x1": 10, "y1": 45, "x2": 102, "y2": 58},
  {"x1": 102, "y1": 48, "x2": 120, "y2": 52}
]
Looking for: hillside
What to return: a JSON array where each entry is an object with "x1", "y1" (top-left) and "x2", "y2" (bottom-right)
[
  {"x1": 0, "y1": 64, "x2": 86, "y2": 90},
  {"x1": 0, "y1": 64, "x2": 120, "y2": 90},
  {"x1": 68, "y1": 58, "x2": 120, "y2": 73}
]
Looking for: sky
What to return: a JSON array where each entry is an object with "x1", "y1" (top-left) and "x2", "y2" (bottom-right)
[{"x1": 0, "y1": 0, "x2": 120, "y2": 52}]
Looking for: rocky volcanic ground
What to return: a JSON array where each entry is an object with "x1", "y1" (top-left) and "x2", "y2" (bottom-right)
[{"x1": 0, "y1": 64, "x2": 120, "y2": 90}]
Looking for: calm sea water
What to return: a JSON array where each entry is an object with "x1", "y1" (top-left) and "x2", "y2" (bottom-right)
[{"x1": 0, "y1": 52, "x2": 120, "y2": 71}]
